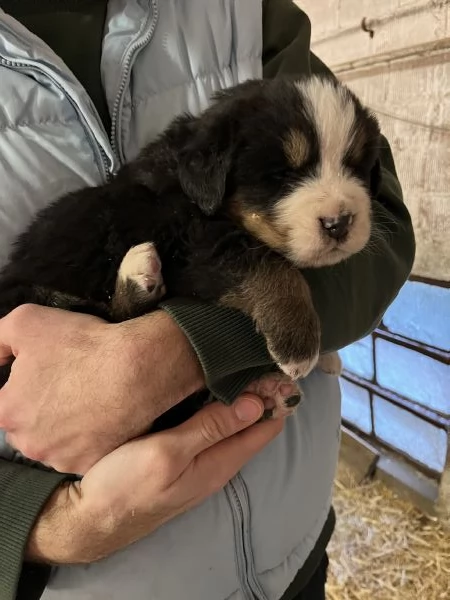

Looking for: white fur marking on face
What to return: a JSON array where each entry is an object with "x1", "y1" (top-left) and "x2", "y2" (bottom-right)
[
  {"x1": 274, "y1": 78, "x2": 372, "y2": 267},
  {"x1": 297, "y1": 78, "x2": 356, "y2": 177},
  {"x1": 275, "y1": 175, "x2": 371, "y2": 267}
]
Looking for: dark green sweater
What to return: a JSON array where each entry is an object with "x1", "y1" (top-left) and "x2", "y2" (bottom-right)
[{"x1": 0, "y1": 1, "x2": 415, "y2": 598}]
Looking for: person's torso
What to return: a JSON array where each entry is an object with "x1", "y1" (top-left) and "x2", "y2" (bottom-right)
[
  {"x1": 0, "y1": 2, "x2": 341, "y2": 598},
  {"x1": 0, "y1": 0, "x2": 263, "y2": 266}
]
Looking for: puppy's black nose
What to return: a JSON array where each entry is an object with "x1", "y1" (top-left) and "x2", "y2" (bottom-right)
[{"x1": 320, "y1": 214, "x2": 352, "y2": 240}]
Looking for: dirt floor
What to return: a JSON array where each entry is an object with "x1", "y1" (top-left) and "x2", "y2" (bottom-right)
[{"x1": 326, "y1": 464, "x2": 450, "y2": 600}]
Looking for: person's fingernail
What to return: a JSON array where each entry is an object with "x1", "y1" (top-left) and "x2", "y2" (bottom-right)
[{"x1": 234, "y1": 396, "x2": 263, "y2": 422}]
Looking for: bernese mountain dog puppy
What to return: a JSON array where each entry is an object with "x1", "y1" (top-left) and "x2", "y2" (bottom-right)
[{"x1": 0, "y1": 76, "x2": 381, "y2": 425}]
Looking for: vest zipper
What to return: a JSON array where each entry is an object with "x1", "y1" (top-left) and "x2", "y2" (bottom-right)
[
  {"x1": 110, "y1": 0, "x2": 159, "y2": 163},
  {"x1": 0, "y1": 56, "x2": 113, "y2": 183},
  {"x1": 226, "y1": 475, "x2": 268, "y2": 600}
]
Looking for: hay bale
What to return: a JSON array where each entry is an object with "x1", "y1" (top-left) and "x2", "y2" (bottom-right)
[{"x1": 327, "y1": 463, "x2": 450, "y2": 599}]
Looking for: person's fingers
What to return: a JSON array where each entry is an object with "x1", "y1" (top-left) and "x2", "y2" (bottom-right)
[
  {"x1": 0, "y1": 316, "x2": 14, "y2": 365},
  {"x1": 169, "y1": 395, "x2": 265, "y2": 459},
  {"x1": 0, "y1": 304, "x2": 44, "y2": 363},
  {"x1": 0, "y1": 304, "x2": 103, "y2": 366},
  {"x1": 0, "y1": 380, "x2": 15, "y2": 427},
  {"x1": 191, "y1": 417, "x2": 284, "y2": 495}
]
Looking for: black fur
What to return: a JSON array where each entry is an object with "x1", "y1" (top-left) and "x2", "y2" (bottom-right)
[{"x1": 0, "y1": 76, "x2": 381, "y2": 430}]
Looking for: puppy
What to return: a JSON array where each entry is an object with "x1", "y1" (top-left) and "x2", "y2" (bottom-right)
[{"x1": 0, "y1": 75, "x2": 380, "y2": 425}]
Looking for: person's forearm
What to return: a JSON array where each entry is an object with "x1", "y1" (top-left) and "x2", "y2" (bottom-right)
[
  {"x1": 136, "y1": 310, "x2": 205, "y2": 401},
  {"x1": 25, "y1": 483, "x2": 84, "y2": 565},
  {"x1": 26, "y1": 482, "x2": 118, "y2": 566},
  {"x1": 0, "y1": 460, "x2": 71, "y2": 600},
  {"x1": 26, "y1": 481, "x2": 135, "y2": 565}
]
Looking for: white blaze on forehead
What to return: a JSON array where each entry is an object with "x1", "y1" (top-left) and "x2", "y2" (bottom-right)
[{"x1": 296, "y1": 78, "x2": 355, "y2": 177}]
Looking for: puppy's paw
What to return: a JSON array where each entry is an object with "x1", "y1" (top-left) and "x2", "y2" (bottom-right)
[
  {"x1": 118, "y1": 242, "x2": 165, "y2": 301},
  {"x1": 260, "y1": 303, "x2": 321, "y2": 381},
  {"x1": 245, "y1": 372, "x2": 303, "y2": 419},
  {"x1": 274, "y1": 355, "x2": 320, "y2": 380},
  {"x1": 317, "y1": 352, "x2": 342, "y2": 376},
  {"x1": 266, "y1": 330, "x2": 320, "y2": 381}
]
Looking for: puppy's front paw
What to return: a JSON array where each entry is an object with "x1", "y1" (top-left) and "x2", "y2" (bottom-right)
[
  {"x1": 245, "y1": 372, "x2": 302, "y2": 419},
  {"x1": 118, "y1": 242, "x2": 165, "y2": 301},
  {"x1": 274, "y1": 356, "x2": 319, "y2": 380},
  {"x1": 266, "y1": 328, "x2": 320, "y2": 381}
]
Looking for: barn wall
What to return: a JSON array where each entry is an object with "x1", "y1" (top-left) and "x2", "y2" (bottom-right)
[{"x1": 297, "y1": 0, "x2": 450, "y2": 478}]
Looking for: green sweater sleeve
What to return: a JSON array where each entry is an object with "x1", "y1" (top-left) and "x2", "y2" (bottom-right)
[
  {"x1": 0, "y1": 460, "x2": 70, "y2": 600},
  {"x1": 162, "y1": 0, "x2": 415, "y2": 400}
]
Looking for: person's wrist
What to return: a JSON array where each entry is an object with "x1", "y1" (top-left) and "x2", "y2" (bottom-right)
[
  {"x1": 76, "y1": 481, "x2": 161, "y2": 562},
  {"x1": 124, "y1": 311, "x2": 205, "y2": 397},
  {"x1": 27, "y1": 480, "x2": 122, "y2": 565},
  {"x1": 155, "y1": 311, "x2": 204, "y2": 392},
  {"x1": 26, "y1": 482, "x2": 86, "y2": 564}
]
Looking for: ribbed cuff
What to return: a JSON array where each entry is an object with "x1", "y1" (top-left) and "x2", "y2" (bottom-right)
[
  {"x1": 160, "y1": 298, "x2": 274, "y2": 403},
  {"x1": 0, "y1": 460, "x2": 69, "y2": 600}
]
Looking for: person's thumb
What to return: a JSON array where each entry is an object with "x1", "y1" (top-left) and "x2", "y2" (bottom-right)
[
  {"x1": 174, "y1": 395, "x2": 265, "y2": 459},
  {"x1": 186, "y1": 401, "x2": 284, "y2": 497}
]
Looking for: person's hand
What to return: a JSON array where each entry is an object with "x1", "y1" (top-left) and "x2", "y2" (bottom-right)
[
  {"x1": 0, "y1": 304, "x2": 204, "y2": 474},
  {"x1": 27, "y1": 394, "x2": 283, "y2": 564}
]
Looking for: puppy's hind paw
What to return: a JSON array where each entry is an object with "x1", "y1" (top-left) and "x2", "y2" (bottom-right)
[
  {"x1": 317, "y1": 352, "x2": 342, "y2": 375},
  {"x1": 244, "y1": 372, "x2": 303, "y2": 419},
  {"x1": 118, "y1": 242, "x2": 165, "y2": 302}
]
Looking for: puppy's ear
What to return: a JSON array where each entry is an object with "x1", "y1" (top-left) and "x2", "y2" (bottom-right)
[
  {"x1": 178, "y1": 117, "x2": 235, "y2": 216},
  {"x1": 369, "y1": 158, "x2": 382, "y2": 197}
]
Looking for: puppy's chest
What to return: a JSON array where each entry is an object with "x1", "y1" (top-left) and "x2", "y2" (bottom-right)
[{"x1": 159, "y1": 218, "x2": 269, "y2": 301}]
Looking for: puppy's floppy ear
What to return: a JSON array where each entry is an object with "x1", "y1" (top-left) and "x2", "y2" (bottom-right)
[
  {"x1": 178, "y1": 115, "x2": 235, "y2": 216},
  {"x1": 369, "y1": 157, "x2": 382, "y2": 197}
]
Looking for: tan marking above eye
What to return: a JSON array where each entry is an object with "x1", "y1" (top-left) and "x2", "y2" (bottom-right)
[{"x1": 283, "y1": 129, "x2": 308, "y2": 168}]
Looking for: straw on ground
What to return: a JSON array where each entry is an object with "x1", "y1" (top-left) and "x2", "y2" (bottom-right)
[{"x1": 327, "y1": 464, "x2": 450, "y2": 600}]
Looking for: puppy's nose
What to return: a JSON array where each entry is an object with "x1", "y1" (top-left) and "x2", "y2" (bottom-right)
[{"x1": 320, "y1": 214, "x2": 352, "y2": 240}]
